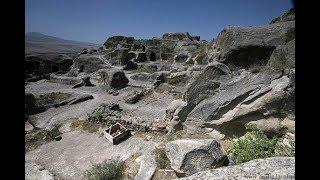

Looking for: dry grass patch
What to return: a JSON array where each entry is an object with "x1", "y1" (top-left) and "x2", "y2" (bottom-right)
[
  {"x1": 71, "y1": 119, "x2": 106, "y2": 133},
  {"x1": 153, "y1": 148, "x2": 171, "y2": 169}
]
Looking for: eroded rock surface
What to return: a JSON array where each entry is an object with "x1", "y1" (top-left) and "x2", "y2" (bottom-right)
[
  {"x1": 165, "y1": 139, "x2": 228, "y2": 176},
  {"x1": 176, "y1": 157, "x2": 295, "y2": 180}
]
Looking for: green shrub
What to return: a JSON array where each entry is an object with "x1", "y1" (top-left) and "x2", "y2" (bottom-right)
[
  {"x1": 87, "y1": 106, "x2": 106, "y2": 123},
  {"x1": 42, "y1": 124, "x2": 62, "y2": 141},
  {"x1": 275, "y1": 141, "x2": 295, "y2": 157},
  {"x1": 285, "y1": 27, "x2": 295, "y2": 42},
  {"x1": 85, "y1": 159, "x2": 124, "y2": 180},
  {"x1": 153, "y1": 148, "x2": 170, "y2": 169},
  {"x1": 231, "y1": 127, "x2": 278, "y2": 164}
]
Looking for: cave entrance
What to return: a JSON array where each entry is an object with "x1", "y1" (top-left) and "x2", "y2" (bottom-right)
[
  {"x1": 150, "y1": 52, "x2": 156, "y2": 61},
  {"x1": 79, "y1": 65, "x2": 84, "y2": 73},
  {"x1": 52, "y1": 65, "x2": 59, "y2": 72},
  {"x1": 224, "y1": 45, "x2": 275, "y2": 69}
]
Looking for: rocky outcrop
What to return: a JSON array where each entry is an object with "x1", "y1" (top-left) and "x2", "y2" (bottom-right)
[
  {"x1": 214, "y1": 21, "x2": 295, "y2": 68},
  {"x1": 184, "y1": 62, "x2": 231, "y2": 105},
  {"x1": 196, "y1": 74, "x2": 294, "y2": 137},
  {"x1": 162, "y1": 32, "x2": 193, "y2": 41},
  {"x1": 134, "y1": 152, "x2": 157, "y2": 180},
  {"x1": 175, "y1": 58, "x2": 291, "y2": 136},
  {"x1": 165, "y1": 100, "x2": 188, "y2": 133},
  {"x1": 68, "y1": 54, "x2": 108, "y2": 75},
  {"x1": 176, "y1": 157, "x2": 294, "y2": 180},
  {"x1": 165, "y1": 139, "x2": 228, "y2": 176},
  {"x1": 268, "y1": 39, "x2": 295, "y2": 71},
  {"x1": 103, "y1": 36, "x2": 135, "y2": 49},
  {"x1": 270, "y1": 8, "x2": 295, "y2": 24}
]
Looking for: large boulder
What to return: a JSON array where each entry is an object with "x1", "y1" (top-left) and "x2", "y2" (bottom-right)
[
  {"x1": 25, "y1": 93, "x2": 45, "y2": 115},
  {"x1": 110, "y1": 70, "x2": 129, "y2": 89},
  {"x1": 134, "y1": 152, "x2": 157, "y2": 180},
  {"x1": 165, "y1": 139, "x2": 228, "y2": 176},
  {"x1": 176, "y1": 157, "x2": 294, "y2": 180}
]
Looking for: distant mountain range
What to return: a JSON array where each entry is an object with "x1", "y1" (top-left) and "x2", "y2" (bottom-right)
[{"x1": 25, "y1": 32, "x2": 100, "y2": 55}]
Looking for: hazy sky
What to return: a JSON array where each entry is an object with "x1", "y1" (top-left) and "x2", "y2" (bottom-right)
[{"x1": 25, "y1": 0, "x2": 293, "y2": 44}]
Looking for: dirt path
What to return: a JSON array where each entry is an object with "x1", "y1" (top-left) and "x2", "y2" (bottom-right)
[{"x1": 26, "y1": 130, "x2": 157, "y2": 179}]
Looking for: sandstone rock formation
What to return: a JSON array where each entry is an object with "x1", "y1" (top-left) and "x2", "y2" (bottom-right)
[
  {"x1": 213, "y1": 21, "x2": 295, "y2": 68},
  {"x1": 165, "y1": 139, "x2": 228, "y2": 176},
  {"x1": 176, "y1": 157, "x2": 294, "y2": 180}
]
